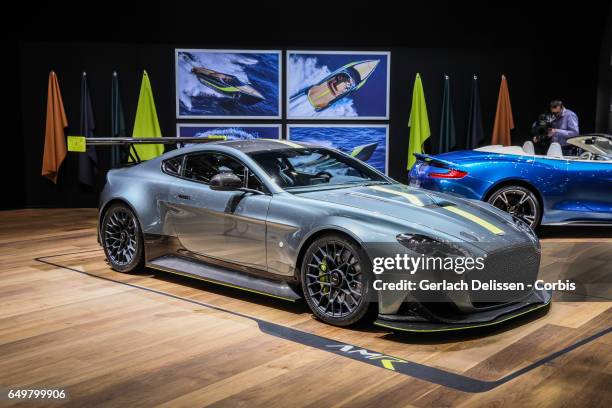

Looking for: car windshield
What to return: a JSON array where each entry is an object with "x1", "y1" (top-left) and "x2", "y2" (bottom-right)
[{"x1": 249, "y1": 148, "x2": 388, "y2": 190}]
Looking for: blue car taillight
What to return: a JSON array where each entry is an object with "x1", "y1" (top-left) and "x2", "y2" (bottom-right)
[{"x1": 429, "y1": 168, "x2": 468, "y2": 179}]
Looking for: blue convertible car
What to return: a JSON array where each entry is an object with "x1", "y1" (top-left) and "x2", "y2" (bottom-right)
[{"x1": 409, "y1": 135, "x2": 612, "y2": 228}]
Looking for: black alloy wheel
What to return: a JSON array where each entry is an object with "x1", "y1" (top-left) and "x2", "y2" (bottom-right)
[
  {"x1": 487, "y1": 186, "x2": 541, "y2": 228},
  {"x1": 101, "y1": 204, "x2": 144, "y2": 273},
  {"x1": 301, "y1": 234, "x2": 373, "y2": 326}
]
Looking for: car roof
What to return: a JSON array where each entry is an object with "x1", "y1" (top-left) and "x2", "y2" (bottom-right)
[
  {"x1": 218, "y1": 139, "x2": 309, "y2": 153},
  {"x1": 172, "y1": 139, "x2": 318, "y2": 155}
]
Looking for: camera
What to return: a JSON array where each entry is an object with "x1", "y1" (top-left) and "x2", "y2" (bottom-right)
[{"x1": 531, "y1": 112, "x2": 556, "y2": 140}]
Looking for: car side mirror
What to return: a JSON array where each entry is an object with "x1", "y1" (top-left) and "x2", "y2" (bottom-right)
[{"x1": 210, "y1": 172, "x2": 243, "y2": 191}]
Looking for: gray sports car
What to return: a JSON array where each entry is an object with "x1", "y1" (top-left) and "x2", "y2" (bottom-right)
[{"x1": 98, "y1": 139, "x2": 551, "y2": 332}]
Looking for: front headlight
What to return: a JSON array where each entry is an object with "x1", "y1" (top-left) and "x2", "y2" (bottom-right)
[
  {"x1": 396, "y1": 233, "x2": 471, "y2": 258},
  {"x1": 512, "y1": 216, "x2": 540, "y2": 250}
]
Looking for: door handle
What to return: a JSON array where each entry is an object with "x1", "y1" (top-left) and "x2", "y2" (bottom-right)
[{"x1": 177, "y1": 194, "x2": 191, "y2": 200}]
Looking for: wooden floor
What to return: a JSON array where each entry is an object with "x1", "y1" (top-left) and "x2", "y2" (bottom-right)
[{"x1": 0, "y1": 209, "x2": 610, "y2": 407}]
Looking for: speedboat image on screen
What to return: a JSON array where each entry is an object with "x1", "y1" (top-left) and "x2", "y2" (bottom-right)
[
  {"x1": 191, "y1": 67, "x2": 265, "y2": 105},
  {"x1": 293, "y1": 60, "x2": 379, "y2": 111}
]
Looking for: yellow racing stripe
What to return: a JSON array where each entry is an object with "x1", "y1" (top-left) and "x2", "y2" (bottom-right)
[
  {"x1": 444, "y1": 206, "x2": 505, "y2": 235},
  {"x1": 369, "y1": 185, "x2": 424, "y2": 206},
  {"x1": 368, "y1": 186, "x2": 504, "y2": 235}
]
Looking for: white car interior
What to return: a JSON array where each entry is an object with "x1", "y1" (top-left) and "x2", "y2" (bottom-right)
[
  {"x1": 475, "y1": 135, "x2": 612, "y2": 162},
  {"x1": 546, "y1": 143, "x2": 563, "y2": 158},
  {"x1": 475, "y1": 145, "x2": 527, "y2": 155},
  {"x1": 522, "y1": 141, "x2": 535, "y2": 155}
]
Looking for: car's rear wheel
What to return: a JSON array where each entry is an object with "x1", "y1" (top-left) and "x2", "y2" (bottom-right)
[
  {"x1": 101, "y1": 203, "x2": 144, "y2": 273},
  {"x1": 487, "y1": 185, "x2": 541, "y2": 228},
  {"x1": 301, "y1": 234, "x2": 373, "y2": 326}
]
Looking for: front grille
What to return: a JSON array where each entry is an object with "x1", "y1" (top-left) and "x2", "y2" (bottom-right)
[{"x1": 467, "y1": 243, "x2": 540, "y2": 305}]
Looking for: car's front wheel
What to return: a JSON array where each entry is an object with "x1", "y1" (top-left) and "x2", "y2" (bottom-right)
[
  {"x1": 101, "y1": 203, "x2": 144, "y2": 273},
  {"x1": 301, "y1": 234, "x2": 373, "y2": 326},
  {"x1": 487, "y1": 185, "x2": 541, "y2": 228}
]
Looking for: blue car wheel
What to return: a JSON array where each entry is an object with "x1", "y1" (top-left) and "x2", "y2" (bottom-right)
[{"x1": 487, "y1": 186, "x2": 542, "y2": 228}]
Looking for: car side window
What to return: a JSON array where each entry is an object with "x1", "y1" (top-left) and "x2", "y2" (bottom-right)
[
  {"x1": 162, "y1": 155, "x2": 183, "y2": 176},
  {"x1": 183, "y1": 152, "x2": 265, "y2": 192},
  {"x1": 245, "y1": 169, "x2": 265, "y2": 192},
  {"x1": 183, "y1": 153, "x2": 222, "y2": 183}
]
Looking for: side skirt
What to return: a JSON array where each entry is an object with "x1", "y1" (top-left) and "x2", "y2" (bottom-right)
[{"x1": 147, "y1": 255, "x2": 303, "y2": 302}]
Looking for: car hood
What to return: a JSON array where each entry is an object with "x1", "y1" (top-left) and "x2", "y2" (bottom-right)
[{"x1": 295, "y1": 183, "x2": 530, "y2": 247}]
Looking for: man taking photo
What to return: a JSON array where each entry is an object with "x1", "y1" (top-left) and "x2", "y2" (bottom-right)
[{"x1": 533, "y1": 100, "x2": 580, "y2": 154}]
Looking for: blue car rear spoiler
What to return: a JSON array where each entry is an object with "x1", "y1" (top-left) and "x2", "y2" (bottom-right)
[{"x1": 413, "y1": 153, "x2": 460, "y2": 169}]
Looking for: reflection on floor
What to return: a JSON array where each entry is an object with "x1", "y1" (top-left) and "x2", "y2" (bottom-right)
[{"x1": 0, "y1": 209, "x2": 610, "y2": 407}]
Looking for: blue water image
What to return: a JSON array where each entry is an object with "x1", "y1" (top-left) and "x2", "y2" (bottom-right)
[
  {"x1": 178, "y1": 126, "x2": 280, "y2": 142},
  {"x1": 177, "y1": 51, "x2": 280, "y2": 117},
  {"x1": 288, "y1": 53, "x2": 389, "y2": 118},
  {"x1": 289, "y1": 127, "x2": 387, "y2": 173}
]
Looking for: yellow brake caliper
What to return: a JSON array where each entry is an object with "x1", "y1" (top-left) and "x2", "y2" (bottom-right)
[{"x1": 319, "y1": 259, "x2": 330, "y2": 294}]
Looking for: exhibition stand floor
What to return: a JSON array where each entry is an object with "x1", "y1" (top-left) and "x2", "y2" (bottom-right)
[{"x1": 0, "y1": 209, "x2": 610, "y2": 407}]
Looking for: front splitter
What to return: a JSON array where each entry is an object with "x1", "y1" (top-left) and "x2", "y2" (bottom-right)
[{"x1": 375, "y1": 299, "x2": 552, "y2": 332}]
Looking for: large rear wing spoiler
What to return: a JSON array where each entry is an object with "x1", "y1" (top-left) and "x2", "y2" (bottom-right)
[{"x1": 67, "y1": 136, "x2": 223, "y2": 164}]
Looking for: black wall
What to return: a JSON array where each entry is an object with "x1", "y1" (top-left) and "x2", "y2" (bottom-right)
[{"x1": 7, "y1": 1, "x2": 610, "y2": 209}]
